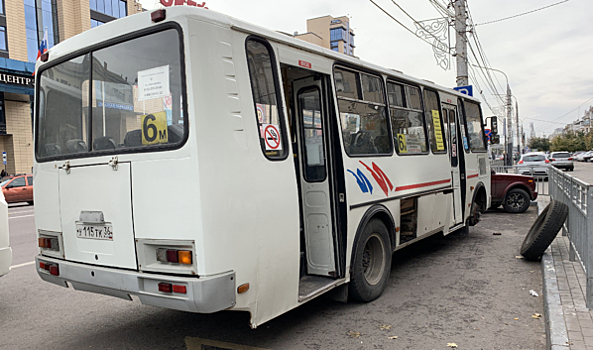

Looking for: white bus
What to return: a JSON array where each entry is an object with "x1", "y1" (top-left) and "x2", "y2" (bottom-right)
[{"x1": 33, "y1": 7, "x2": 490, "y2": 328}]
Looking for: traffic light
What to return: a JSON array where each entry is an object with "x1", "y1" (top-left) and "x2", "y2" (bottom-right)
[
  {"x1": 490, "y1": 134, "x2": 500, "y2": 144},
  {"x1": 490, "y1": 116, "x2": 498, "y2": 135}
]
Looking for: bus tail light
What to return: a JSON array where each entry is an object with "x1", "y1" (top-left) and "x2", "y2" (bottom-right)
[
  {"x1": 158, "y1": 282, "x2": 187, "y2": 294},
  {"x1": 39, "y1": 261, "x2": 59, "y2": 276},
  {"x1": 156, "y1": 248, "x2": 193, "y2": 265},
  {"x1": 151, "y1": 9, "x2": 166, "y2": 23}
]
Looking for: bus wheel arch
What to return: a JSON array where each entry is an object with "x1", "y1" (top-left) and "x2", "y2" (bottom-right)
[
  {"x1": 468, "y1": 182, "x2": 487, "y2": 226},
  {"x1": 349, "y1": 206, "x2": 395, "y2": 302}
]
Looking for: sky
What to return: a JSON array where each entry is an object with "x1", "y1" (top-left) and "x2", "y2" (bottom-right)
[{"x1": 139, "y1": 0, "x2": 593, "y2": 139}]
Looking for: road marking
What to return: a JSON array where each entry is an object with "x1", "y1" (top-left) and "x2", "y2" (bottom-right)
[
  {"x1": 185, "y1": 337, "x2": 270, "y2": 350},
  {"x1": 9, "y1": 214, "x2": 35, "y2": 219},
  {"x1": 11, "y1": 261, "x2": 35, "y2": 269}
]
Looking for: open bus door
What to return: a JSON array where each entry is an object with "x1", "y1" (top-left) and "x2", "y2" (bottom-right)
[{"x1": 442, "y1": 105, "x2": 466, "y2": 227}]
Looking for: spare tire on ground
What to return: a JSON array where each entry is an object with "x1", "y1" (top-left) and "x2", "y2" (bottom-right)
[{"x1": 520, "y1": 200, "x2": 569, "y2": 261}]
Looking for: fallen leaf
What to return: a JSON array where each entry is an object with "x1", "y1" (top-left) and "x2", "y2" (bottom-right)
[
  {"x1": 515, "y1": 256, "x2": 524, "y2": 259},
  {"x1": 447, "y1": 343, "x2": 458, "y2": 348},
  {"x1": 348, "y1": 331, "x2": 361, "y2": 338},
  {"x1": 532, "y1": 313, "x2": 542, "y2": 319},
  {"x1": 379, "y1": 324, "x2": 392, "y2": 330},
  {"x1": 388, "y1": 336, "x2": 398, "y2": 339},
  {"x1": 505, "y1": 323, "x2": 509, "y2": 325},
  {"x1": 530, "y1": 270, "x2": 535, "y2": 273},
  {"x1": 481, "y1": 316, "x2": 484, "y2": 319},
  {"x1": 514, "y1": 318, "x2": 519, "y2": 320}
]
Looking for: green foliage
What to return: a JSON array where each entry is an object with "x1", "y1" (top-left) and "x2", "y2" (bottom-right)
[
  {"x1": 528, "y1": 137, "x2": 550, "y2": 152},
  {"x1": 550, "y1": 131, "x2": 591, "y2": 152}
]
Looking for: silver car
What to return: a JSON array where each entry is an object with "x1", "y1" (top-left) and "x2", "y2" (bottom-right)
[
  {"x1": 549, "y1": 151, "x2": 574, "y2": 171},
  {"x1": 517, "y1": 152, "x2": 550, "y2": 177}
]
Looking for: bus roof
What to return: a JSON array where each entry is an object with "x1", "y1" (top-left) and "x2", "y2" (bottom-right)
[{"x1": 38, "y1": 6, "x2": 480, "y2": 103}]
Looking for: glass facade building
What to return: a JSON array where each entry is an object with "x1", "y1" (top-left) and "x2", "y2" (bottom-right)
[{"x1": 24, "y1": 0, "x2": 59, "y2": 62}]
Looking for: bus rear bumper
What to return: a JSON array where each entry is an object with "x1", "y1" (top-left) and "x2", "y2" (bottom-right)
[{"x1": 35, "y1": 255, "x2": 236, "y2": 313}]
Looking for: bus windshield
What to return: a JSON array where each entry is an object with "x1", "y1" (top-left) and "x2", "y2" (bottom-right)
[{"x1": 36, "y1": 28, "x2": 186, "y2": 160}]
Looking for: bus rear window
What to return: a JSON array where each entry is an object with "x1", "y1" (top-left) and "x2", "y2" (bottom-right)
[{"x1": 36, "y1": 28, "x2": 186, "y2": 160}]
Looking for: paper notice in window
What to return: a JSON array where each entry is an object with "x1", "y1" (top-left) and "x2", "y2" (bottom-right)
[
  {"x1": 137, "y1": 65, "x2": 170, "y2": 101},
  {"x1": 431, "y1": 110, "x2": 445, "y2": 151}
]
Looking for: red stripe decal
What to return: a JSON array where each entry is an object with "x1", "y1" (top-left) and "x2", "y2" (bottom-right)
[
  {"x1": 467, "y1": 173, "x2": 479, "y2": 179},
  {"x1": 395, "y1": 179, "x2": 451, "y2": 192}
]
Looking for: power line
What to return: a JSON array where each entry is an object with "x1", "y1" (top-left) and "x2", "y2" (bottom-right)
[
  {"x1": 475, "y1": 0, "x2": 570, "y2": 26},
  {"x1": 542, "y1": 95, "x2": 593, "y2": 130},
  {"x1": 389, "y1": 0, "x2": 449, "y2": 48}
]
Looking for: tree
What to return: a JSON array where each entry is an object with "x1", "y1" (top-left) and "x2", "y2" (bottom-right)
[
  {"x1": 528, "y1": 137, "x2": 550, "y2": 152},
  {"x1": 550, "y1": 132, "x2": 588, "y2": 152}
]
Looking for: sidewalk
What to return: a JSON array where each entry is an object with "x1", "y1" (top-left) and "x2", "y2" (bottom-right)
[{"x1": 539, "y1": 196, "x2": 593, "y2": 349}]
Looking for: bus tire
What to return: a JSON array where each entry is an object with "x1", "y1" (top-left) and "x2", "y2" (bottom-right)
[
  {"x1": 349, "y1": 219, "x2": 391, "y2": 302},
  {"x1": 503, "y1": 188, "x2": 530, "y2": 213},
  {"x1": 520, "y1": 200, "x2": 568, "y2": 261}
]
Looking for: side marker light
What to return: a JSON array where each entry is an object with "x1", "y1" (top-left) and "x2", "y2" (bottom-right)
[
  {"x1": 151, "y1": 9, "x2": 166, "y2": 22},
  {"x1": 237, "y1": 283, "x2": 250, "y2": 294}
]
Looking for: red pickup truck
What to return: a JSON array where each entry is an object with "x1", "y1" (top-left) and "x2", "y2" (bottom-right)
[{"x1": 491, "y1": 170, "x2": 538, "y2": 213}]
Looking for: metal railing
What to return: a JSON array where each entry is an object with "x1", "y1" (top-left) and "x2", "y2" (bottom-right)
[
  {"x1": 548, "y1": 166, "x2": 593, "y2": 307},
  {"x1": 490, "y1": 165, "x2": 549, "y2": 196}
]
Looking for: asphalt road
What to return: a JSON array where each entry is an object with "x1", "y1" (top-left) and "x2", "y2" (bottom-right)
[
  {"x1": 1, "y1": 202, "x2": 547, "y2": 350},
  {"x1": 568, "y1": 161, "x2": 593, "y2": 184}
]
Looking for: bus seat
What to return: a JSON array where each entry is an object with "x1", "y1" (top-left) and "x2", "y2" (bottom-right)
[
  {"x1": 93, "y1": 136, "x2": 117, "y2": 151},
  {"x1": 65, "y1": 139, "x2": 87, "y2": 154},
  {"x1": 44, "y1": 144, "x2": 62, "y2": 156},
  {"x1": 350, "y1": 131, "x2": 378, "y2": 154},
  {"x1": 124, "y1": 130, "x2": 142, "y2": 147}
]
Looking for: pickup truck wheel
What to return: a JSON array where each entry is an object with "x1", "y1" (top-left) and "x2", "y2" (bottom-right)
[
  {"x1": 349, "y1": 219, "x2": 391, "y2": 302},
  {"x1": 503, "y1": 188, "x2": 530, "y2": 213},
  {"x1": 520, "y1": 200, "x2": 568, "y2": 261}
]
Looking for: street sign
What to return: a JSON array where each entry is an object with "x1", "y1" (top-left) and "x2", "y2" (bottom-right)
[
  {"x1": 2, "y1": 152, "x2": 6, "y2": 165},
  {"x1": 453, "y1": 85, "x2": 473, "y2": 96},
  {"x1": 484, "y1": 129, "x2": 492, "y2": 142}
]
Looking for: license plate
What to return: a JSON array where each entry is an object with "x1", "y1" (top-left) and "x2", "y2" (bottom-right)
[{"x1": 76, "y1": 223, "x2": 113, "y2": 240}]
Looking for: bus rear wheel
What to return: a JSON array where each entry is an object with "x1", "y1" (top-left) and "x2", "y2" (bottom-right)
[{"x1": 349, "y1": 219, "x2": 391, "y2": 302}]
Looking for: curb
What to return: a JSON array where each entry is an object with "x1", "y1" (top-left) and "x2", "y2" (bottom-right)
[{"x1": 538, "y1": 200, "x2": 569, "y2": 349}]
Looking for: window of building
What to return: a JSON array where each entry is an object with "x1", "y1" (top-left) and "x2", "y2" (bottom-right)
[
  {"x1": 91, "y1": 0, "x2": 126, "y2": 19},
  {"x1": 0, "y1": 92, "x2": 5, "y2": 135},
  {"x1": 387, "y1": 82, "x2": 428, "y2": 154},
  {"x1": 91, "y1": 19, "x2": 105, "y2": 28},
  {"x1": 463, "y1": 100, "x2": 486, "y2": 152},
  {"x1": 423, "y1": 89, "x2": 446, "y2": 154},
  {"x1": 0, "y1": 26, "x2": 6, "y2": 52},
  {"x1": 246, "y1": 38, "x2": 287, "y2": 160},
  {"x1": 0, "y1": 0, "x2": 3, "y2": 14},
  {"x1": 334, "y1": 67, "x2": 391, "y2": 156},
  {"x1": 24, "y1": 0, "x2": 59, "y2": 62}
]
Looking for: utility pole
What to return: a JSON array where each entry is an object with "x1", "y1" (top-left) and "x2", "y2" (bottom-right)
[
  {"x1": 454, "y1": 0, "x2": 468, "y2": 87},
  {"x1": 506, "y1": 84, "x2": 513, "y2": 165}
]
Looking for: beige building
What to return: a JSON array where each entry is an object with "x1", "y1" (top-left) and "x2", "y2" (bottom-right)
[
  {"x1": 296, "y1": 15, "x2": 355, "y2": 56},
  {"x1": 0, "y1": 0, "x2": 142, "y2": 175}
]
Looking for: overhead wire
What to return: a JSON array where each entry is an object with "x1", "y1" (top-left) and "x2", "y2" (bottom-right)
[{"x1": 475, "y1": 0, "x2": 569, "y2": 26}]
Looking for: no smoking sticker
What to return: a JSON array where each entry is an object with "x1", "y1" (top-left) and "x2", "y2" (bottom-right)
[{"x1": 263, "y1": 124, "x2": 282, "y2": 151}]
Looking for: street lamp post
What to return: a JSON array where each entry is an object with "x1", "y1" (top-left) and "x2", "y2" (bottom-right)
[{"x1": 471, "y1": 65, "x2": 517, "y2": 165}]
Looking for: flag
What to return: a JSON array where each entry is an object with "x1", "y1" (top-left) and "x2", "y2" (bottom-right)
[{"x1": 36, "y1": 29, "x2": 48, "y2": 61}]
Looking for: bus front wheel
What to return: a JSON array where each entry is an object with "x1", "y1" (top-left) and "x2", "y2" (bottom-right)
[{"x1": 349, "y1": 219, "x2": 392, "y2": 302}]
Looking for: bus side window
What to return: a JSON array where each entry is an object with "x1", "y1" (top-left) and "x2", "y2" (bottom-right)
[
  {"x1": 463, "y1": 100, "x2": 487, "y2": 152},
  {"x1": 334, "y1": 68, "x2": 391, "y2": 156},
  {"x1": 246, "y1": 38, "x2": 287, "y2": 160},
  {"x1": 423, "y1": 89, "x2": 447, "y2": 154},
  {"x1": 387, "y1": 81, "x2": 428, "y2": 155},
  {"x1": 457, "y1": 100, "x2": 470, "y2": 153}
]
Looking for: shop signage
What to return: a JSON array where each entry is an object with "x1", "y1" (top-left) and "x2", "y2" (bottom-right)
[
  {"x1": 159, "y1": 0, "x2": 207, "y2": 8},
  {"x1": 0, "y1": 73, "x2": 34, "y2": 88}
]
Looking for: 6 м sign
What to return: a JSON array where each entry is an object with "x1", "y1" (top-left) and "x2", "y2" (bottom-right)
[{"x1": 142, "y1": 111, "x2": 168, "y2": 145}]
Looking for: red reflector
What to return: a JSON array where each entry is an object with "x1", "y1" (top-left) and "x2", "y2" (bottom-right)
[
  {"x1": 151, "y1": 9, "x2": 166, "y2": 22},
  {"x1": 38, "y1": 238, "x2": 46, "y2": 248},
  {"x1": 39, "y1": 262, "x2": 46, "y2": 269},
  {"x1": 172, "y1": 285, "x2": 187, "y2": 294},
  {"x1": 166, "y1": 249, "x2": 179, "y2": 263},
  {"x1": 158, "y1": 282, "x2": 172, "y2": 293},
  {"x1": 49, "y1": 264, "x2": 59, "y2": 276}
]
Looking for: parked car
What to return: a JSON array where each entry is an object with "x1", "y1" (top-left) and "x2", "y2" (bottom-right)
[
  {"x1": 548, "y1": 151, "x2": 574, "y2": 171},
  {"x1": 0, "y1": 188, "x2": 11, "y2": 277},
  {"x1": 491, "y1": 170, "x2": 538, "y2": 213},
  {"x1": 0, "y1": 174, "x2": 33, "y2": 205},
  {"x1": 517, "y1": 152, "x2": 550, "y2": 177},
  {"x1": 583, "y1": 151, "x2": 593, "y2": 162}
]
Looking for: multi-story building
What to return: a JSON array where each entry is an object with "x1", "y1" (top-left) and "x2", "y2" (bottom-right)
[
  {"x1": 295, "y1": 15, "x2": 355, "y2": 56},
  {"x1": 0, "y1": 0, "x2": 141, "y2": 175}
]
